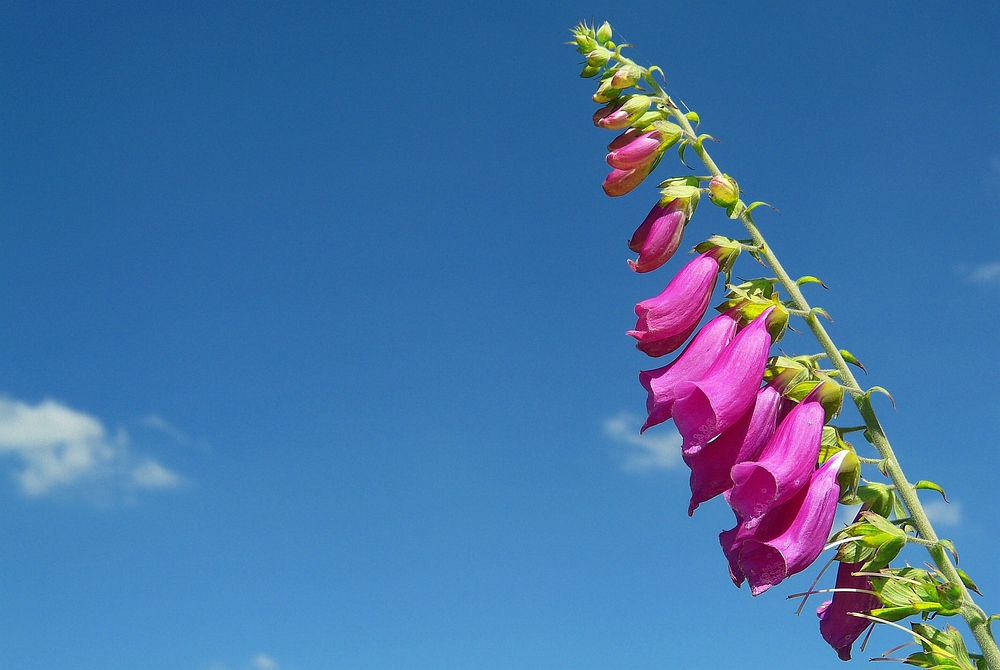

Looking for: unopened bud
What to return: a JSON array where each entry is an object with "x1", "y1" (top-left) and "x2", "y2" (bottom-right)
[
  {"x1": 602, "y1": 163, "x2": 654, "y2": 197},
  {"x1": 596, "y1": 21, "x2": 613, "y2": 45},
  {"x1": 592, "y1": 78, "x2": 622, "y2": 103},
  {"x1": 709, "y1": 174, "x2": 740, "y2": 207},
  {"x1": 580, "y1": 64, "x2": 601, "y2": 78},
  {"x1": 610, "y1": 64, "x2": 642, "y2": 89},
  {"x1": 586, "y1": 48, "x2": 612, "y2": 67}
]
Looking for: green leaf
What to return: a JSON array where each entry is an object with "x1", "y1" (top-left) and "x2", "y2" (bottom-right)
[
  {"x1": 915, "y1": 480, "x2": 950, "y2": 503},
  {"x1": 810, "y1": 306, "x2": 833, "y2": 322}
]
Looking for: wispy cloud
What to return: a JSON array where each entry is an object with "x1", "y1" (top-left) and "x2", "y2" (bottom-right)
[
  {"x1": 923, "y1": 499, "x2": 961, "y2": 526},
  {"x1": 957, "y1": 261, "x2": 1000, "y2": 285},
  {"x1": 0, "y1": 397, "x2": 183, "y2": 497},
  {"x1": 251, "y1": 654, "x2": 278, "y2": 670},
  {"x1": 603, "y1": 411, "x2": 682, "y2": 472}
]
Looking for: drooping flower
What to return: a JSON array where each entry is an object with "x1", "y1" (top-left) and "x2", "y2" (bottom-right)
[
  {"x1": 602, "y1": 163, "x2": 654, "y2": 197},
  {"x1": 727, "y1": 383, "x2": 828, "y2": 527},
  {"x1": 627, "y1": 253, "x2": 719, "y2": 357},
  {"x1": 682, "y1": 383, "x2": 782, "y2": 516},
  {"x1": 627, "y1": 199, "x2": 688, "y2": 273},
  {"x1": 670, "y1": 307, "x2": 776, "y2": 451},
  {"x1": 606, "y1": 130, "x2": 664, "y2": 170},
  {"x1": 638, "y1": 312, "x2": 738, "y2": 432},
  {"x1": 592, "y1": 95, "x2": 652, "y2": 130},
  {"x1": 720, "y1": 450, "x2": 847, "y2": 596},
  {"x1": 817, "y1": 559, "x2": 880, "y2": 661}
]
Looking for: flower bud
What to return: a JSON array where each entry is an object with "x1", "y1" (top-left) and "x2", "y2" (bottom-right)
[
  {"x1": 607, "y1": 127, "x2": 642, "y2": 152},
  {"x1": 586, "y1": 48, "x2": 612, "y2": 67},
  {"x1": 602, "y1": 163, "x2": 654, "y2": 197},
  {"x1": 627, "y1": 198, "x2": 688, "y2": 273},
  {"x1": 606, "y1": 130, "x2": 664, "y2": 170},
  {"x1": 610, "y1": 64, "x2": 642, "y2": 89},
  {"x1": 594, "y1": 95, "x2": 651, "y2": 129},
  {"x1": 592, "y1": 79, "x2": 622, "y2": 103},
  {"x1": 596, "y1": 21, "x2": 613, "y2": 45},
  {"x1": 579, "y1": 64, "x2": 601, "y2": 78},
  {"x1": 709, "y1": 174, "x2": 740, "y2": 207}
]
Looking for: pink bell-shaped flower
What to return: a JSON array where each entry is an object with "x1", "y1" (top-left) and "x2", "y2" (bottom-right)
[
  {"x1": 728, "y1": 383, "x2": 828, "y2": 527},
  {"x1": 720, "y1": 450, "x2": 847, "y2": 596},
  {"x1": 638, "y1": 312, "x2": 738, "y2": 432},
  {"x1": 682, "y1": 384, "x2": 782, "y2": 516},
  {"x1": 606, "y1": 130, "x2": 664, "y2": 170},
  {"x1": 670, "y1": 307, "x2": 775, "y2": 452},
  {"x1": 817, "y1": 559, "x2": 880, "y2": 661},
  {"x1": 627, "y1": 253, "x2": 720, "y2": 357}
]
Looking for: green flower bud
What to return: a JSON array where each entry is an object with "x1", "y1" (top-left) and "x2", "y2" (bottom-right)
[
  {"x1": 592, "y1": 78, "x2": 621, "y2": 103},
  {"x1": 610, "y1": 64, "x2": 642, "y2": 89},
  {"x1": 580, "y1": 64, "x2": 601, "y2": 78},
  {"x1": 709, "y1": 174, "x2": 740, "y2": 207},
  {"x1": 596, "y1": 21, "x2": 613, "y2": 45},
  {"x1": 586, "y1": 48, "x2": 611, "y2": 67}
]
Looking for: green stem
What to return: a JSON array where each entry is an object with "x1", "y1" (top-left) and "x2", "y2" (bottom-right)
[{"x1": 635, "y1": 68, "x2": 1000, "y2": 669}]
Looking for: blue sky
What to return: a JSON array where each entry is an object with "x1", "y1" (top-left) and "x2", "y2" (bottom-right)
[{"x1": 1, "y1": 2, "x2": 998, "y2": 668}]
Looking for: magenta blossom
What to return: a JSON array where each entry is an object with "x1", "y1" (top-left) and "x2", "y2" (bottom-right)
[
  {"x1": 728, "y1": 384, "x2": 827, "y2": 527},
  {"x1": 670, "y1": 307, "x2": 775, "y2": 451},
  {"x1": 818, "y1": 508, "x2": 881, "y2": 660},
  {"x1": 603, "y1": 163, "x2": 654, "y2": 197},
  {"x1": 721, "y1": 450, "x2": 847, "y2": 596},
  {"x1": 817, "y1": 559, "x2": 879, "y2": 661},
  {"x1": 682, "y1": 384, "x2": 782, "y2": 516},
  {"x1": 607, "y1": 127, "x2": 642, "y2": 152},
  {"x1": 638, "y1": 312, "x2": 738, "y2": 432},
  {"x1": 627, "y1": 199, "x2": 688, "y2": 273},
  {"x1": 606, "y1": 130, "x2": 663, "y2": 170},
  {"x1": 627, "y1": 253, "x2": 719, "y2": 357}
]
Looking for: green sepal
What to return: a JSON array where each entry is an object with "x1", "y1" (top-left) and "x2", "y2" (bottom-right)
[
  {"x1": 685, "y1": 111, "x2": 699, "y2": 124},
  {"x1": 866, "y1": 385, "x2": 897, "y2": 410},
  {"x1": 939, "y1": 538, "x2": 959, "y2": 565},
  {"x1": 840, "y1": 348, "x2": 867, "y2": 373},
  {"x1": 915, "y1": 480, "x2": 949, "y2": 503},
  {"x1": 795, "y1": 275, "x2": 829, "y2": 289},
  {"x1": 856, "y1": 484, "x2": 895, "y2": 518},
  {"x1": 810, "y1": 306, "x2": 833, "y2": 322},
  {"x1": 957, "y1": 568, "x2": 981, "y2": 596}
]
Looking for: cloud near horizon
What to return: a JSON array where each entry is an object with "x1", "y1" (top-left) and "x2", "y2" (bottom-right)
[
  {"x1": 603, "y1": 411, "x2": 682, "y2": 472},
  {"x1": 0, "y1": 396, "x2": 182, "y2": 497}
]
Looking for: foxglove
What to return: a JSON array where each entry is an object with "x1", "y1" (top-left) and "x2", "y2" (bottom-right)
[
  {"x1": 638, "y1": 312, "x2": 738, "y2": 432},
  {"x1": 682, "y1": 384, "x2": 782, "y2": 516},
  {"x1": 817, "y1": 559, "x2": 880, "y2": 661},
  {"x1": 728, "y1": 384, "x2": 827, "y2": 527},
  {"x1": 627, "y1": 253, "x2": 719, "y2": 357},
  {"x1": 721, "y1": 450, "x2": 847, "y2": 596},
  {"x1": 670, "y1": 307, "x2": 775, "y2": 451}
]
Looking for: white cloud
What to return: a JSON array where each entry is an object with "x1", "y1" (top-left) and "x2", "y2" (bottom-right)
[
  {"x1": 0, "y1": 397, "x2": 183, "y2": 497},
  {"x1": 955, "y1": 261, "x2": 1000, "y2": 285},
  {"x1": 252, "y1": 654, "x2": 277, "y2": 670},
  {"x1": 923, "y1": 499, "x2": 961, "y2": 526},
  {"x1": 603, "y1": 411, "x2": 682, "y2": 472}
]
